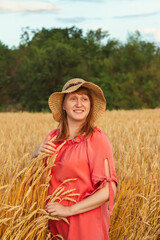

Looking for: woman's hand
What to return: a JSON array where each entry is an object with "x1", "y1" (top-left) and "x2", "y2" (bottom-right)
[
  {"x1": 31, "y1": 140, "x2": 57, "y2": 159},
  {"x1": 45, "y1": 202, "x2": 71, "y2": 218},
  {"x1": 38, "y1": 140, "x2": 57, "y2": 156}
]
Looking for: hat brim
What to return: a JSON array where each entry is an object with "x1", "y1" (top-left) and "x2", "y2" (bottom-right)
[{"x1": 48, "y1": 81, "x2": 106, "y2": 122}]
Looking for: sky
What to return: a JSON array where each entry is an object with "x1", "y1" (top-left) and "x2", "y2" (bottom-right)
[{"x1": 0, "y1": 0, "x2": 160, "y2": 48}]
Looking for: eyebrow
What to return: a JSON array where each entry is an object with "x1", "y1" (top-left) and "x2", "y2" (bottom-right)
[{"x1": 70, "y1": 94, "x2": 88, "y2": 97}]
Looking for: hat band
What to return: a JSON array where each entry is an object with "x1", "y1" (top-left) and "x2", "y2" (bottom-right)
[{"x1": 64, "y1": 81, "x2": 83, "y2": 91}]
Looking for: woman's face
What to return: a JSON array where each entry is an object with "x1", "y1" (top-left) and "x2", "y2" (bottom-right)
[{"x1": 63, "y1": 92, "x2": 91, "y2": 124}]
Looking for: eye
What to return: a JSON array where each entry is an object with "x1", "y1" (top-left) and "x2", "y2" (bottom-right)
[
  {"x1": 70, "y1": 96, "x2": 76, "y2": 101},
  {"x1": 82, "y1": 96, "x2": 89, "y2": 101}
]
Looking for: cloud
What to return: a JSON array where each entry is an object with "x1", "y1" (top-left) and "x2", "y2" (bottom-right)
[
  {"x1": 61, "y1": 0, "x2": 104, "y2": 2},
  {"x1": 57, "y1": 17, "x2": 86, "y2": 23},
  {"x1": 57, "y1": 17, "x2": 101, "y2": 23},
  {"x1": 141, "y1": 28, "x2": 160, "y2": 42},
  {"x1": 114, "y1": 11, "x2": 160, "y2": 19},
  {"x1": 0, "y1": 0, "x2": 61, "y2": 14}
]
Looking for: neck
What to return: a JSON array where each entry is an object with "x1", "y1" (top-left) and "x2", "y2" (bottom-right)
[{"x1": 67, "y1": 119, "x2": 84, "y2": 139}]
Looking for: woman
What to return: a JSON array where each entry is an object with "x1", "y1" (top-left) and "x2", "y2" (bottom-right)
[{"x1": 31, "y1": 78, "x2": 118, "y2": 240}]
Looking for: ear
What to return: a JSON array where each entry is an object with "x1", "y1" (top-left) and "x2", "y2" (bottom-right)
[{"x1": 62, "y1": 102, "x2": 66, "y2": 111}]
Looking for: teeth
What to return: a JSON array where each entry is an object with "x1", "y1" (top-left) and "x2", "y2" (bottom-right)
[{"x1": 74, "y1": 110, "x2": 83, "y2": 112}]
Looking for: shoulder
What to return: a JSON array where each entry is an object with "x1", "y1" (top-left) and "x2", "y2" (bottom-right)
[
  {"x1": 87, "y1": 127, "x2": 113, "y2": 159},
  {"x1": 90, "y1": 126, "x2": 110, "y2": 146},
  {"x1": 45, "y1": 128, "x2": 59, "y2": 141}
]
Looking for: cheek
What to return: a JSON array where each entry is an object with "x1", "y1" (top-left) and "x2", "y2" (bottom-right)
[
  {"x1": 86, "y1": 102, "x2": 91, "y2": 112},
  {"x1": 63, "y1": 99, "x2": 69, "y2": 111},
  {"x1": 63, "y1": 96, "x2": 69, "y2": 110},
  {"x1": 63, "y1": 102, "x2": 72, "y2": 112}
]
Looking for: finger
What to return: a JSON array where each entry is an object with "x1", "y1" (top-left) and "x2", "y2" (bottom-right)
[
  {"x1": 50, "y1": 212, "x2": 58, "y2": 217},
  {"x1": 39, "y1": 149, "x2": 56, "y2": 155},
  {"x1": 39, "y1": 144, "x2": 57, "y2": 153},
  {"x1": 47, "y1": 203, "x2": 56, "y2": 209},
  {"x1": 39, "y1": 145, "x2": 57, "y2": 152},
  {"x1": 46, "y1": 202, "x2": 55, "y2": 207},
  {"x1": 47, "y1": 208, "x2": 58, "y2": 215},
  {"x1": 46, "y1": 206, "x2": 59, "y2": 212},
  {"x1": 45, "y1": 141, "x2": 57, "y2": 147},
  {"x1": 47, "y1": 208, "x2": 55, "y2": 213},
  {"x1": 47, "y1": 206, "x2": 57, "y2": 212},
  {"x1": 43, "y1": 145, "x2": 57, "y2": 151},
  {"x1": 47, "y1": 202, "x2": 58, "y2": 207},
  {"x1": 39, "y1": 141, "x2": 56, "y2": 151}
]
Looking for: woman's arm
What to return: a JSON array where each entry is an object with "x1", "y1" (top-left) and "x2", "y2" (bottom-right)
[
  {"x1": 31, "y1": 145, "x2": 40, "y2": 159},
  {"x1": 46, "y1": 159, "x2": 117, "y2": 217}
]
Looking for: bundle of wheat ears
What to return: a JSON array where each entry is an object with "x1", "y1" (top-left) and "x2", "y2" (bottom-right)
[
  {"x1": 0, "y1": 138, "x2": 78, "y2": 240},
  {"x1": 0, "y1": 110, "x2": 160, "y2": 240}
]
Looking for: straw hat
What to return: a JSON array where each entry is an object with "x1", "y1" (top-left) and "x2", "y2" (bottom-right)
[{"x1": 48, "y1": 78, "x2": 106, "y2": 122}]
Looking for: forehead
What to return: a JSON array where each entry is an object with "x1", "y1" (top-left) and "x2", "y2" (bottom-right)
[{"x1": 67, "y1": 92, "x2": 89, "y2": 97}]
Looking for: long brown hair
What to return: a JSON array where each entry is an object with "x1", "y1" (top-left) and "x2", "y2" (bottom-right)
[{"x1": 54, "y1": 87, "x2": 95, "y2": 143}]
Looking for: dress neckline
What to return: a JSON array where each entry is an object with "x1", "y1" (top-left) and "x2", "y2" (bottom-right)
[
  {"x1": 54, "y1": 126, "x2": 99, "y2": 144},
  {"x1": 66, "y1": 132, "x2": 86, "y2": 144},
  {"x1": 64, "y1": 126, "x2": 99, "y2": 144}
]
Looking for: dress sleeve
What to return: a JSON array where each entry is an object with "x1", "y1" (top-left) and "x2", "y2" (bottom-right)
[
  {"x1": 87, "y1": 129, "x2": 118, "y2": 215},
  {"x1": 44, "y1": 129, "x2": 58, "y2": 141}
]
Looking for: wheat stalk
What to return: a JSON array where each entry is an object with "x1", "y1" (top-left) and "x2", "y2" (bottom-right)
[{"x1": 0, "y1": 110, "x2": 160, "y2": 239}]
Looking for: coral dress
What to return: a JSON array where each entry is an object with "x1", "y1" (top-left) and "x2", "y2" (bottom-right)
[{"x1": 45, "y1": 127, "x2": 118, "y2": 240}]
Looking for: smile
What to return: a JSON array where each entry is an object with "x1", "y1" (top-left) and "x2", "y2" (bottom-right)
[{"x1": 73, "y1": 110, "x2": 84, "y2": 113}]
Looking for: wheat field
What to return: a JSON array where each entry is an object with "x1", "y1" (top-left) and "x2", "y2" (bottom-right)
[{"x1": 0, "y1": 109, "x2": 160, "y2": 240}]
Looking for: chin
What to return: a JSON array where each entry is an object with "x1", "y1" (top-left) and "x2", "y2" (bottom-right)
[
  {"x1": 74, "y1": 118, "x2": 86, "y2": 121},
  {"x1": 73, "y1": 116, "x2": 87, "y2": 121}
]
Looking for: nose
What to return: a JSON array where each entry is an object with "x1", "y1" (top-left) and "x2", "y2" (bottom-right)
[{"x1": 76, "y1": 98, "x2": 82, "y2": 107}]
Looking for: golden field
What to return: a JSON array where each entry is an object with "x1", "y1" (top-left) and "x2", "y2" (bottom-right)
[{"x1": 0, "y1": 109, "x2": 160, "y2": 240}]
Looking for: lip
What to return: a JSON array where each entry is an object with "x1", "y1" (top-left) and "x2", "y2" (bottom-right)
[{"x1": 73, "y1": 110, "x2": 84, "y2": 113}]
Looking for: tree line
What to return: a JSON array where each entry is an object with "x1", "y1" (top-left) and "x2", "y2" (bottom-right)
[{"x1": 0, "y1": 26, "x2": 160, "y2": 111}]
